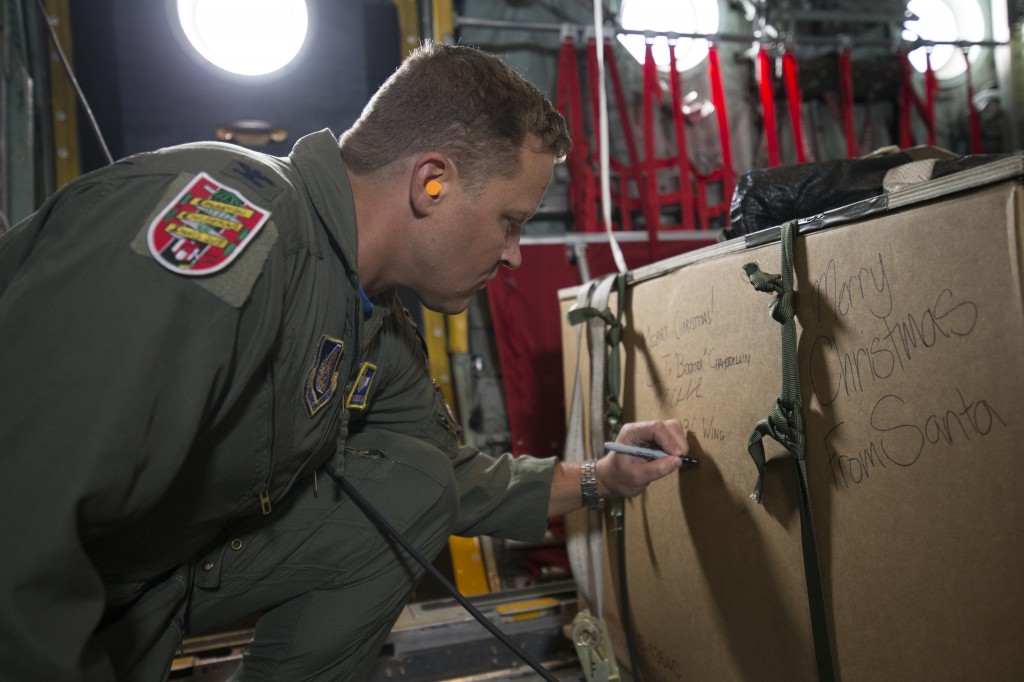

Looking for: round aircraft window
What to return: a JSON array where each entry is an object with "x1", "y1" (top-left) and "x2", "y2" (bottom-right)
[
  {"x1": 616, "y1": 0, "x2": 720, "y2": 73},
  {"x1": 177, "y1": 0, "x2": 309, "y2": 76},
  {"x1": 903, "y1": 0, "x2": 985, "y2": 80}
]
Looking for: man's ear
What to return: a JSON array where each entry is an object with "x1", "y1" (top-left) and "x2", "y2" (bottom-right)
[{"x1": 410, "y1": 154, "x2": 450, "y2": 216}]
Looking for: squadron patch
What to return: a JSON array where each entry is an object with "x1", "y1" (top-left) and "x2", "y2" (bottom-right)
[
  {"x1": 147, "y1": 172, "x2": 271, "y2": 276},
  {"x1": 345, "y1": 362, "x2": 378, "y2": 410},
  {"x1": 305, "y1": 335, "x2": 345, "y2": 417}
]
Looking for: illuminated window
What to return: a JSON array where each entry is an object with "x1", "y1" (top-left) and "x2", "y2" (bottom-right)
[
  {"x1": 903, "y1": 0, "x2": 985, "y2": 80},
  {"x1": 177, "y1": 0, "x2": 309, "y2": 76},
  {"x1": 616, "y1": 0, "x2": 720, "y2": 72}
]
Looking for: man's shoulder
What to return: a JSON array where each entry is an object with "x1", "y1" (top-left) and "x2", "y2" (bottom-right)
[{"x1": 123, "y1": 141, "x2": 295, "y2": 202}]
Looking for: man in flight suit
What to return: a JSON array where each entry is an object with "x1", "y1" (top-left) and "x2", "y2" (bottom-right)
[{"x1": 0, "y1": 42, "x2": 692, "y2": 680}]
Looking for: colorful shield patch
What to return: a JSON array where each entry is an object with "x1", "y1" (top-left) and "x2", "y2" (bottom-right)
[
  {"x1": 147, "y1": 172, "x2": 271, "y2": 276},
  {"x1": 346, "y1": 362, "x2": 378, "y2": 410},
  {"x1": 305, "y1": 335, "x2": 345, "y2": 417}
]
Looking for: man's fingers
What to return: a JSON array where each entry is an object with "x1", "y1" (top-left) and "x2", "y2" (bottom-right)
[{"x1": 620, "y1": 419, "x2": 690, "y2": 457}]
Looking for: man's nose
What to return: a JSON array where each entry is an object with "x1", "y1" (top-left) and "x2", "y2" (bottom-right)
[{"x1": 500, "y1": 236, "x2": 522, "y2": 270}]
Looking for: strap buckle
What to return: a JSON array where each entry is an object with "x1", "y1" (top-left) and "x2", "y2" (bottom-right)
[{"x1": 573, "y1": 610, "x2": 620, "y2": 682}]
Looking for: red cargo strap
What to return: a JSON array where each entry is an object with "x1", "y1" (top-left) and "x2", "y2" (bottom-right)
[
  {"x1": 838, "y1": 44, "x2": 858, "y2": 158},
  {"x1": 782, "y1": 49, "x2": 807, "y2": 163},
  {"x1": 924, "y1": 49, "x2": 937, "y2": 145},
  {"x1": 962, "y1": 47, "x2": 983, "y2": 154},
  {"x1": 700, "y1": 41, "x2": 735, "y2": 229},
  {"x1": 641, "y1": 40, "x2": 662, "y2": 234},
  {"x1": 757, "y1": 44, "x2": 780, "y2": 167},
  {"x1": 668, "y1": 40, "x2": 696, "y2": 229},
  {"x1": 899, "y1": 48, "x2": 937, "y2": 148},
  {"x1": 556, "y1": 35, "x2": 597, "y2": 232}
]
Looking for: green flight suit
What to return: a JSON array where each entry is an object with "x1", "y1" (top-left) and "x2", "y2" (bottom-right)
[
  {"x1": 0, "y1": 129, "x2": 557, "y2": 680},
  {"x1": 184, "y1": 293, "x2": 556, "y2": 681}
]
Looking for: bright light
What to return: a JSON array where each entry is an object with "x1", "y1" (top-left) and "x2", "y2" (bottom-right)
[
  {"x1": 177, "y1": 0, "x2": 309, "y2": 76},
  {"x1": 903, "y1": 0, "x2": 985, "y2": 79},
  {"x1": 617, "y1": 0, "x2": 720, "y2": 72}
]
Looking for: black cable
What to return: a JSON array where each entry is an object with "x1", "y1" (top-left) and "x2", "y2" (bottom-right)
[
  {"x1": 337, "y1": 476, "x2": 560, "y2": 682},
  {"x1": 33, "y1": 0, "x2": 114, "y2": 165}
]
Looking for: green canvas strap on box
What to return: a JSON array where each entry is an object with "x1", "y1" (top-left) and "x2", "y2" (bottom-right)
[{"x1": 743, "y1": 220, "x2": 837, "y2": 682}]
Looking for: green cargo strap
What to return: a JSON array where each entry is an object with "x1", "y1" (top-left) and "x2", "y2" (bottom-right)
[
  {"x1": 566, "y1": 272, "x2": 628, "y2": 438},
  {"x1": 567, "y1": 272, "x2": 643, "y2": 681},
  {"x1": 743, "y1": 221, "x2": 836, "y2": 682}
]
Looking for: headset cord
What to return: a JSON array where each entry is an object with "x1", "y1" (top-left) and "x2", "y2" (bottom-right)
[{"x1": 337, "y1": 476, "x2": 560, "y2": 682}]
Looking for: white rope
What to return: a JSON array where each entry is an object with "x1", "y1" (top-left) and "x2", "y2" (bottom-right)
[{"x1": 593, "y1": 1, "x2": 628, "y2": 274}]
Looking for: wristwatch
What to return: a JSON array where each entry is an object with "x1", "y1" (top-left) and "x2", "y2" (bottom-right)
[{"x1": 580, "y1": 460, "x2": 604, "y2": 510}]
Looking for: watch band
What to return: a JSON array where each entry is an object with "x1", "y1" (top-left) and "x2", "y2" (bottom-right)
[{"x1": 580, "y1": 460, "x2": 604, "y2": 510}]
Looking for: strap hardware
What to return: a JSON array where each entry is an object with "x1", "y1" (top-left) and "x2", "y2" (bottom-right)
[{"x1": 573, "y1": 610, "x2": 620, "y2": 682}]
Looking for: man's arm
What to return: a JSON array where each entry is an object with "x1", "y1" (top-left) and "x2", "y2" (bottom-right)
[
  {"x1": 0, "y1": 172, "x2": 278, "y2": 680},
  {"x1": 547, "y1": 420, "x2": 692, "y2": 517}
]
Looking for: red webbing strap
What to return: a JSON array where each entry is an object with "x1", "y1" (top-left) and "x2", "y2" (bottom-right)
[
  {"x1": 838, "y1": 45, "x2": 858, "y2": 158},
  {"x1": 641, "y1": 41, "x2": 662, "y2": 235},
  {"x1": 782, "y1": 49, "x2": 807, "y2": 164},
  {"x1": 924, "y1": 49, "x2": 937, "y2": 145},
  {"x1": 899, "y1": 48, "x2": 938, "y2": 149},
  {"x1": 707, "y1": 42, "x2": 735, "y2": 224},
  {"x1": 604, "y1": 40, "x2": 644, "y2": 173},
  {"x1": 556, "y1": 36, "x2": 597, "y2": 232},
  {"x1": 668, "y1": 41, "x2": 696, "y2": 229},
  {"x1": 963, "y1": 47, "x2": 983, "y2": 154},
  {"x1": 757, "y1": 44, "x2": 780, "y2": 167}
]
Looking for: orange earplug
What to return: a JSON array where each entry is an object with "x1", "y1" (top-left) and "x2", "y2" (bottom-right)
[{"x1": 425, "y1": 180, "x2": 443, "y2": 197}]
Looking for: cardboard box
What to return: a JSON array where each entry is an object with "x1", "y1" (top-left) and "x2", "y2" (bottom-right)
[{"x1": 560, "y1": 157, "x2": 1024, "y2": 680}]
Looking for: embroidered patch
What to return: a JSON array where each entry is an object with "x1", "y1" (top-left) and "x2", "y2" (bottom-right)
[
  {"x1": 305, "y1": 335, "x2": 345, "y2": 417},
  {"x1": 345, "y1": 362, "x2": 378, "y2": 410},
  {"x1": 231, "y1": 161, "x2": 275, "y2": 189},
  {"x1": 146, "y1": 172, "x2": 271, "y2": 276}
]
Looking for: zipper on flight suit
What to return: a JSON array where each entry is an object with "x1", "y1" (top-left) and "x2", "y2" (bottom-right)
[{"x1": 257, "y1": 359, "x2": 280, "y2": 515}]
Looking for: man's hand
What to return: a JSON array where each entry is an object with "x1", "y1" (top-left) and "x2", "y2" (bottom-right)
[
  {"x1": 548, "y1": 419, "x2": 695, "y2": 517},
  {"x1": 596, "y1": 419, "x2": 694, "y2": 499}
]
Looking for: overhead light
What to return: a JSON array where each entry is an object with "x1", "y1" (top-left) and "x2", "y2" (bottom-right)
[
  {"x1": 903, "y1": 0, "x2": 985, "y2": 80},
  {"x1": 616, "y1": 0, "x2": 720, "y2": 73},
  {"x1": 177, "y1": 0, "x2": 309, "y2": 76}
]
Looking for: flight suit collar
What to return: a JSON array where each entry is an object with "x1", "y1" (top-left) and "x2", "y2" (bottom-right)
[{"x1": 289, "y1": 129, "x2": 358, "y2": 270}]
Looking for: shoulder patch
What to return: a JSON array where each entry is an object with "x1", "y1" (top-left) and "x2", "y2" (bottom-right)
[
  {"x1": 306, "y1": 335, "x2": 345, "y2": 417},
  {"x1": 147, "y1": 172, "x2": 271, "y2": 276},
  {"x1": 225, "y1": 160, "x2": 278, "y2": 192},
  {"x1": 346, "y1": 362, "x2": 378, "y2": 410}
]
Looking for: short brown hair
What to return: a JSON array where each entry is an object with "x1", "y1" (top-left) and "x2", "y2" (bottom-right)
[{"x1": 340, "y1": 42, "x2": 571, "y2": 186}]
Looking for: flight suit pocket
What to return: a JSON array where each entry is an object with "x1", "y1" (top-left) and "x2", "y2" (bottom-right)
[{"x1": 340, "y1": 446, "x2": 396, "y2": 485}]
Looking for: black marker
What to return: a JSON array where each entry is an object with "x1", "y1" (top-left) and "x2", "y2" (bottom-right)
[{"x1": 604, "y1": 442, "x2": 698, "y2": 467}]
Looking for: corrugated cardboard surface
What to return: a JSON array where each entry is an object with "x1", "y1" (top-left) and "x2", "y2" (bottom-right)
[{"x1": 561, "y1": 177, "x2": 1024, "y2": 680}]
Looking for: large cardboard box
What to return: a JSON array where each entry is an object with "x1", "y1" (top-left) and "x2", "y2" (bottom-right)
[{"x1": 560, "y1": 157, "x2": 1024, "y2": 680}]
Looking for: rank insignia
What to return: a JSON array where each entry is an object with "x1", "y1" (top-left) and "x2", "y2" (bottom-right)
[
  {"x1": 346, "y1": 362, "x2": 378, "y2": 410},
  {"x1": 305, "y1": 335, "x2": 345, "y2": 417},
  {"x1": 147, "y1": 172, "x2": 271, "y2": 276}
]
